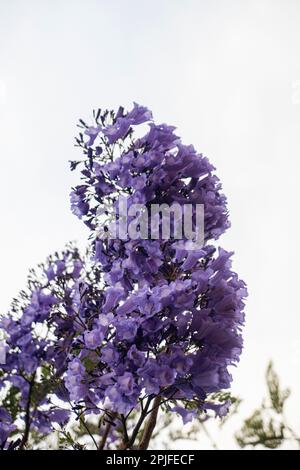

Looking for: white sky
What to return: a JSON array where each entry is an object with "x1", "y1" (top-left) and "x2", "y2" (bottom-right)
[{"x1": 0, "y1": 0, "x2": 300, "y2": 449}]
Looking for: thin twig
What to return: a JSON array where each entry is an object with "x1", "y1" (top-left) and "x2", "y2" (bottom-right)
[{"x1": 79, "y1": 416, "x2": 99, "y2": 450}]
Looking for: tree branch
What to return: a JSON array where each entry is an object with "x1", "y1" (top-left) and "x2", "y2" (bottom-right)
[
  {"x1": 19, "y1": 373, "x2": 36, "y2": 450},
  {"x1": 120, "y1": 414, "x2": 129, "y2": 448},
  {"x1": 98, "y1": 411, "x2": 117, "y2": 450},
  {"x1": 138, "y1": 395, "x2": 161, "y2": 450},
  {"x1": 122, "y1": 397, "x2": 152, "y2": 449},
  {"x1": 98, "y1": 420, "x2": 111, "y2": 450}
]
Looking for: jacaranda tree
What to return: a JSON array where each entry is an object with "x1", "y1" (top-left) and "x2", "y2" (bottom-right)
[{"x1": 0, "y1": 103, "x2": 247, "y2": 450}]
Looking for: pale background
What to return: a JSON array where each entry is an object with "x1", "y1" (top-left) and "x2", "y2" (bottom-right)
[{"x1": 0, "y1": 0, "x2": 299, "y2": 449}]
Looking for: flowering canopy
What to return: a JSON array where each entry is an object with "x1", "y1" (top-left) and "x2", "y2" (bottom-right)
[{"x1": 0, "y1": 104, "x2": 247, "y2": 449}]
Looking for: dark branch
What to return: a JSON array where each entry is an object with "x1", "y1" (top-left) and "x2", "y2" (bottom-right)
[{"x1": 138, "y1": 395, "x2": 161, "y2": 450}]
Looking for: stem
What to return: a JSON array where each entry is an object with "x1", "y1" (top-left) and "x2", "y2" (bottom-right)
[
  {"x1": 80, "y1": 416, "x2": 99, "y2": 450},
  {"x1": 98, "y1": 421, "x2": 111, "y2": 450},
  {"x1": 120, "y1": 414, "x2": 129, "y2": 448},
  {"x1": 138, "y1": 395, "x2": 161, "y2": 450},
  {"x1": 98, "y1": 411, "x2": 116, "y2": 450},
  {"x1": 123, "y1": 397, "x2": 152, "y2": 449},
  {"x1": 19, "y1": 374, "x2": 36, "y2": 450}
]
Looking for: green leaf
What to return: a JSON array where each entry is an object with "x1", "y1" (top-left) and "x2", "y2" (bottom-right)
[{"x1": 266, "y1": 361, "x2": 290, "y2": 413}]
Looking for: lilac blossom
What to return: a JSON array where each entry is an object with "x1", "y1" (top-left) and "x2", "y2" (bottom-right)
[
  {"x1": 0, "y1": 104, "x2": 247, "y2": 450},
  {"x1": 66, "y1": 103, "x2": 246, "y2": 436}
]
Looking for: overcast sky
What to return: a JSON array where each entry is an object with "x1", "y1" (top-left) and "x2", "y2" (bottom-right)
[{"x1": 0, "y1": 0, "x2": 300, "y2": 448}]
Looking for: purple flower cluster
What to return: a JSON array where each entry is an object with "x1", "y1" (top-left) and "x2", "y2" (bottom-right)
[
  {"x1": 71, "y1": 103, "x2": 229, "y2": 242},
  {"x1": 0, "y1": 246, "x2": 94, "y2": 448},
  {"x1": 67, "y1": 104, "x2": 247, "y2": 420},
  {"x1": 0, "y1": 103, "x2": 247, "y2": 449}
]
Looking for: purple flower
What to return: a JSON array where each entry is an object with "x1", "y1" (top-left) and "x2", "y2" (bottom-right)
[
  {"x1": 171, "y1": 406, "x2": 197, "y2": 424},
  {"x1": 106, "y1": 383, "x2": 138, "y2": 414},
  {"x1": 84, "y1": 125, "x2": 101, "y2": 146},
  {"x1": 103, "y1": 103, "x2": 152, "y2": 144},
  {"x1": 138, "y1": 361, "x2": 160, "y2": 395},
  {"x1": 204, "y1": 400, "x2": 231, "y2": 418},
  {"x1": 157, "y1": 365, "x2": 176, "y2": 388},
  {"x1": 70, "y1": 186, "x2": 89, "y2": 219},
  {"x1": 47, "y1": 408, "x2": 70, "y2": 425},
  {"x1": 116, "y1": 318, "x2": 138, "y2": 341},
  {"x1": 101, "y1": 344, "x2": 119, "y2": 365},
  {"x1": 170, "y1": 348, "x2": 193, "y2": 375},
  {"x1": 103, "y1": 284, "x2": 125, "y2": 312},
  {"x1": 84, "y1": 328, "x2": 104, "y2": 349},
  {"x1": 65, "y1": 358, "x2": 88, "y2": 402},
  {"x1": 127, "y1": 345, "x2": 146, "y2": 367},
  {"x1": 0, "y1": 408, "x2": 16, "y2": 447},
  {"x1": 117, "y1": 372, "x2": 135, "y2": 396}
]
